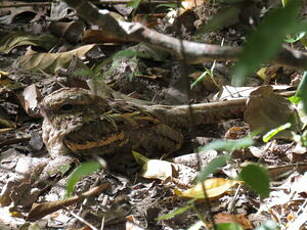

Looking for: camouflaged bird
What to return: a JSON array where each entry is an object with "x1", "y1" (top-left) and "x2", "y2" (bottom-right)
[{"x1": 40, "y1": 88, "x2": 245, "y2": 158}]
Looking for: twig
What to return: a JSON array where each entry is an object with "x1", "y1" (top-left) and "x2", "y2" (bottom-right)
[
  {"x1": 92, "y1": 0, "x2": 177, "y2": 4},
  {"x1": 268, "y1": 163, "x2": 307, "y2": 180},
  {"x1": 286, "y1": 199, "x2": 307, "y2": 230},
  {"x1": 0, "y1": 2, "x2": 51, "y2": 8},
  {"x1": 69, "y1": 209, "x2": 99, "y2": 230},
  {"x1": 227, "y1": 184, "x2": 242, "y2": 213},
  {"x1": 26, "y1": 183, "x2": 110, "y2": 221},
  {"x1": 0, "y1": 136, "x2": 30, "y2": 148},
  {"x1": 0, "y1": 0, "x2": 175, "y2": 8}
]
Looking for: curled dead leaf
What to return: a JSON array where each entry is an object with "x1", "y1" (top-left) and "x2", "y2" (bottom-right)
[{"x1": 176, "y1": 178, "x2": 241, "y2": 199}]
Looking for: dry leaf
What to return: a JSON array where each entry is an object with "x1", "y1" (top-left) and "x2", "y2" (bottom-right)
[
  {"x1": 176, "y1": 178, "x2": 241, "y2": 199},
  {"x1": 180, "y1": 0, "x2": 205, "y2": 14},
  {"x1": 133, "y1": 151, "x2": 178, "y2": 180},
  {"x1": 0, "y1": 118, "x2": 15, "y2": 129},
  {"x1": 0, "y1": 74, "x2": 23, "y2": 91},
  {"x1": 244, "y1": 86, "x2": 298, "y2": 134},
  {"x1": 141, "y1": 159, "x2": 178, "y2": 180},
  {"x1": 0, "y1": 71, "x2": 9, "y2": 77},
  {"x1": 224, "y1": 126, "x2": 248, "y2": 139},
  {"x1": 16, "y1": 44, "x2": 96, "y2": 73},
  {"x1": 256, "y1": 67, "x2": 277, "y2": 81},
  {"x1": 17, "y1": 84, "x2": 42, "y2": 118},
  {"x1": 214, "y1": 213, "x2": 253, "y2": 229},
  {"x1": 0, "y1": 32, "x2": 57, "y2": 54},
  {"x1": 256, "y1": 65, "x2": 281, "y2": 81},
  {"x1": 216, "y1": 86, "x2": 255, "y2": 100}
]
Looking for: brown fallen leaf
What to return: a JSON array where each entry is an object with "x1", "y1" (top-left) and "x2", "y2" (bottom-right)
[
  {"x1": 224, "y1": 126, "x2": 249, "y2": 139},
  {"x1": 214, "y1": 213, "x2": 253, "y2": 230},
  {"x1": 0, "y1": 74, "x2": 23, "y2": 91},
  {"x1": 256, "y1": 66, "x2": 278, "y2": 81},
  {"x1": 244, "y1": 86, "x2": 298, "y2": 135},
  {"x1": 16, "y1": 44, "x2": 96, "y2": 73}
]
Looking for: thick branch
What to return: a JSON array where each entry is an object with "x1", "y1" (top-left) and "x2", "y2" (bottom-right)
[{"x1": 64, "y1": 0, "x2": 307, "y2": 68}]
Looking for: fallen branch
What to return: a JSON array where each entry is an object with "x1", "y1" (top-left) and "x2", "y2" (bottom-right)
[
  {"x1": 63, "y1": 0, "x2": 307, "y2": 69},
  {"x1": 27, "y1": 183, "x2": 110, "y2": 221}
]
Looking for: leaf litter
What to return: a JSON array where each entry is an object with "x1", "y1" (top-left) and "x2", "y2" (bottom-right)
[{"x1": 0, "y1": 0, "x2": 306, "y2": 229}]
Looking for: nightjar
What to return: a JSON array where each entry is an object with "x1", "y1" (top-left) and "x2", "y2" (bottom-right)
[{"x1": 40, "y1": 88, "x2": 183, "y2": 158}]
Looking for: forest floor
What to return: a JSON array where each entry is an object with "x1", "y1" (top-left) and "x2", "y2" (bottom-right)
[{"x1": 0, "y1": 0, "x2": 306, "y2": 229}]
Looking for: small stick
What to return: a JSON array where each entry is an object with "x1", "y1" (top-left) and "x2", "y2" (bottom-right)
[
  {"x1": 92, "y1": 0, "x2": 177, "y2": 4},
  {"x1": 0, "y1": 2, "x2": 51, "y2": 8},
  {"x1": 0, "y1": 0, "x2": 176, "y2": 8}
]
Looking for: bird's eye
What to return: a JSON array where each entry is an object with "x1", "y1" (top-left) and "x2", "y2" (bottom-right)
[{"x1": 60, "y1": 104, "x2": 73, "y2": 111}]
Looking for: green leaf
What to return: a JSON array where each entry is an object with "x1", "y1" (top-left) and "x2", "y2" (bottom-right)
[
  {"x1": 127, "y1": 0, "x2": 142, "y2": 8},
  {"x1": 156, "y1": 3, "x2": 179, "y2": 8},
  {"x1": 57, "y1": 164, "x2": 72, "y2": 175},
  {"x1": 293, "y1": 20, "x2": 307, "y2": 33},
  {"x1": 190, "y1": 69, "x2": 211, "y2": 89},
  {"x1": 262, "y1": 122, "x2": 291, "y2": 142},
  {"x1": 132, "y1": 151, "x2": 149, "y2": 166},
  {"x1": 281, "y1": 0, "x2": 288, "y2": 7},
  {"x1": 196, "y1": 154, "x2": 231, "y2": 183},
  {"x1": 296, "y1": 71, "x2": 307, "y2": 98},
  {"x1": 231, "y1": 0, "x2": 300, "y2": 86},
  {"x1": 65, "y1": 161, "x2": 102, "y2": 197},
  {"x1": 74, "y1": 67, "x2": 94, "y2": 78},
  {"x1": 301, "y1": 130, "x2": 307, "y2": 146},
  {"x1": 239, "y1": 164, "x2": 270, "y2": 198},
  {"x1": 284, "y1": 31, "x2": 306, "y2": 43},
  {"x1": 254, "y1": 220, "x2": 280, "y2": 230},
  {"x1": 216, "y1": 223, "x2": 244, "y2": 230},
  {"x1": 46, "y1": 161, "x2": 73, "y2": 177},
  {"x1": 295, "y1": 71, "x2": 307, "y2": 113},
  {"x1": 199, "y1": 136, "x2": 254, "y2": 152},
  {"x1": 157, "y1": 200, "x2": 194, "y2": 220},
  {"x1": 113, "y1": 49, "x2": 139, "y2": 59},
  {"x1": 288, "y1": 95, "x2": 301, "y2": 104}
]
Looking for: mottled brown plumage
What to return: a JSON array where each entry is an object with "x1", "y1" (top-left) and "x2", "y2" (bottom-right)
[
  {"x1": 41, "y1": 88, "x2": 183, "y2": 158},
  {"x1": 41, "y1": 88, "x2": 245, "y2": 158}
]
